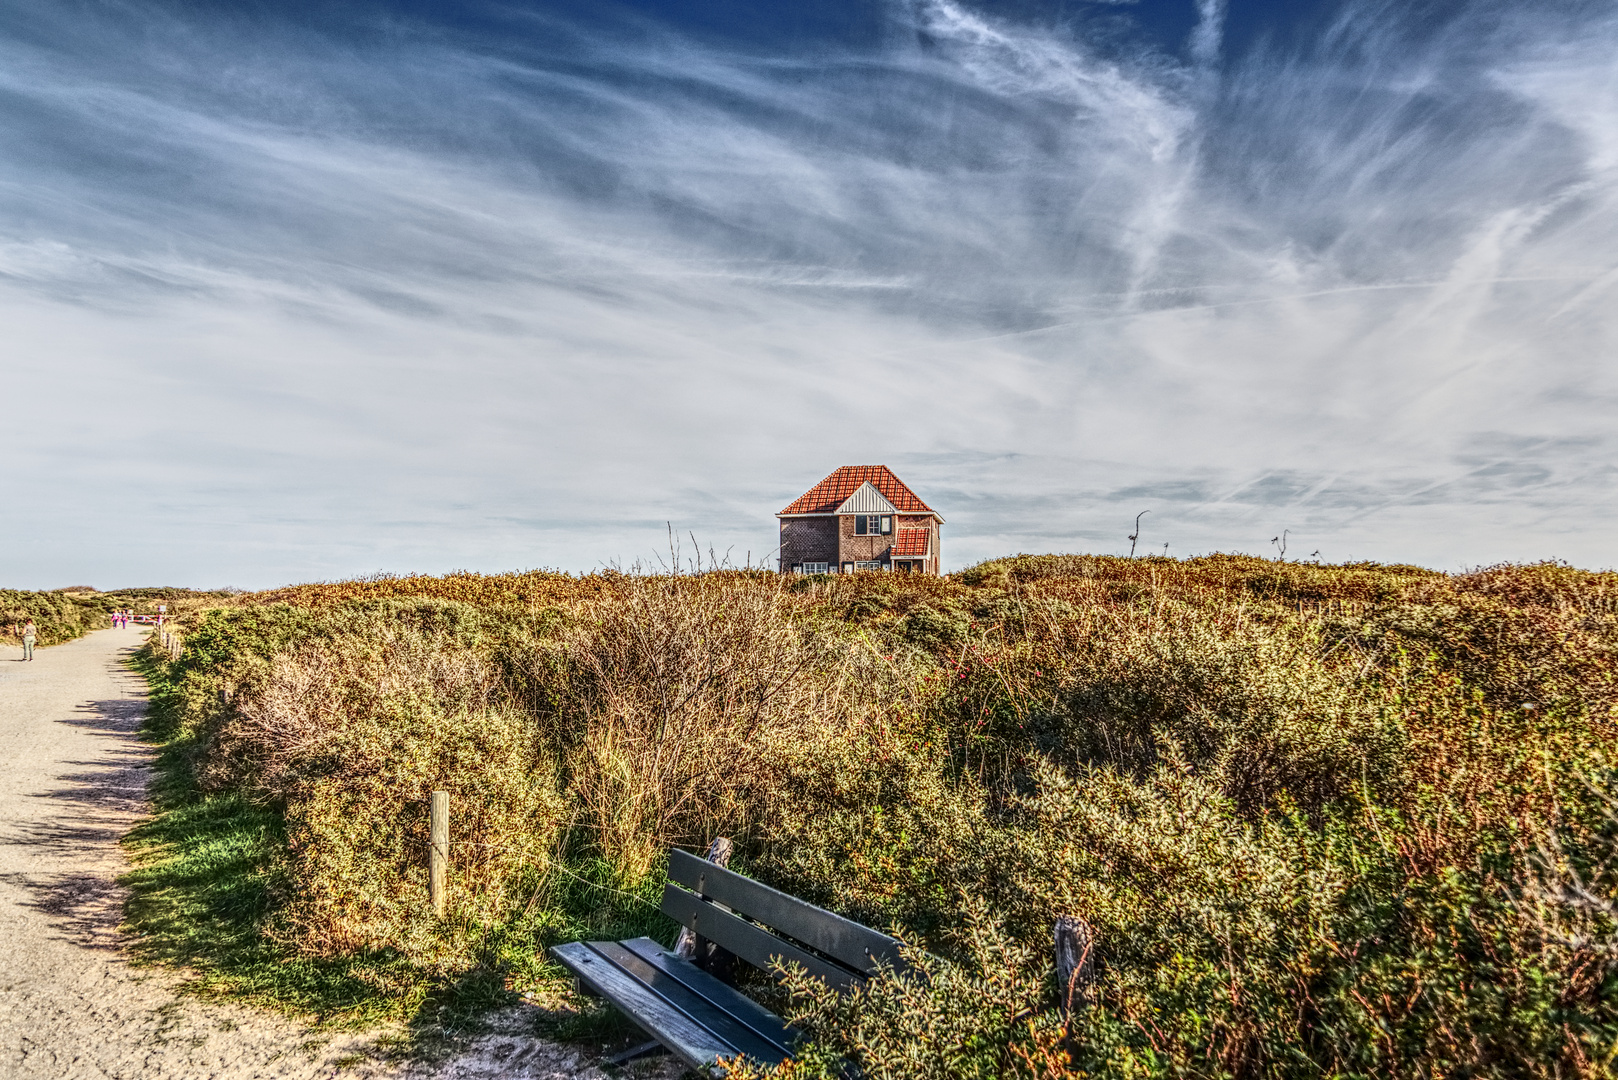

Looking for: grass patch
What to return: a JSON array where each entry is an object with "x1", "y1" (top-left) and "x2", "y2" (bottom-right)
[{"x1": 121, "y1": 786, "x2": 423, "y2": 1026}]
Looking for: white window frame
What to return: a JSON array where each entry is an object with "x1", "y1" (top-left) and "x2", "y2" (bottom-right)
[{"x1": 800, "y1": 562, "x2": 830, "y2": 575}]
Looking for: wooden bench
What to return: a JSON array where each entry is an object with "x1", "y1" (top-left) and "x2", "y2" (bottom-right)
[{"x1": 550, "y1": 842, "x2": 908, "y2": 1077}]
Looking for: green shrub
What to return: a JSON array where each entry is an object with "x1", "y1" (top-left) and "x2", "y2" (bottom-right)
[
  {"x1": 199, "y1": 617, "x2": 565, "y2": 963},
  {"x1": 1046, "y1": 612, "x2": 1400, "y2": 817},
  {"x1": 725, "y1": 901, "x2": 1073, "y2": 1080}
]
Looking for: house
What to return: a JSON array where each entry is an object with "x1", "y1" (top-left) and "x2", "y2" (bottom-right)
[{"x1": 777, "y1": 465, "x2": 943, "y2": 575}]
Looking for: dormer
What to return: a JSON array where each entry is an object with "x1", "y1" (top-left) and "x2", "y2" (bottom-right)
[{"x1": 835, "y1": 481, "x2": 897, "y2": 536}]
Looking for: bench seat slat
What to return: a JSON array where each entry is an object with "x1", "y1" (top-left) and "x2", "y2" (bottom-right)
[
  {"x1": 661, "y1": 883, "x2": 862, "y2": 992},
  {"x1": 669, "y1": 849, "x2": 907, "y2": 977},
  {"x1": 549, "y1": 941, "x2": 737, "y2": 1077},
  {"x1": 589, "y1": 941, "x2": 792, "y2": 1067},
  {"x1": 619, "y1": 937, "x2": 798, "y2": 1056}
]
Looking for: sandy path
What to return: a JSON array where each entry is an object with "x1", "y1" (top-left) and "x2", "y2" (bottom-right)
[{"x1": 0, "y1": 628, "x2": 663, "y2": 1080}]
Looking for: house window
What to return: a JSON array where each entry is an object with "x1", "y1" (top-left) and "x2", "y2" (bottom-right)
[
  {"x1": 801, "y1": 562, "x2": 829, "y2": 575},
  {"x1": 854, "y1": 515, "x2": 893, "y2": 535},
  {"x1": 854, "y1": 560, "x2": 883, "y2": 571}
]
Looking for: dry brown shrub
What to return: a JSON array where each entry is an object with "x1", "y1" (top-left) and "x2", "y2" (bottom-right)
[
  {"x1": 529, "y1": 572, "x2": 915, "y2": 882},
  {"x1": 1454, "y1": 561, "x2": 1618, "y2": 614},
  {"x1": 243, "y1": 568, "x2": 606, "y2": 611}
]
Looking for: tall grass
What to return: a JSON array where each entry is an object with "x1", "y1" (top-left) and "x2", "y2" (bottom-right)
[{"x1": 128, "y1": 556, "x2": 1618, "y2": 1075}]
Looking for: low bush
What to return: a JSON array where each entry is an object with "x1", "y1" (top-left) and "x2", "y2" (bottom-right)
[{"x1": 208, "y1": 623, "x2": 566, "y2": 962}]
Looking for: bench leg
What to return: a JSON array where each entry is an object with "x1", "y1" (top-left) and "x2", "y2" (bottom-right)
[{"x1": 606, "y1": 1039, "x2": 669, "y2": 1066}]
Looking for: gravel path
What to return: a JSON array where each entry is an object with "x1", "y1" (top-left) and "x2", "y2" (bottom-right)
[{"x1": 0, "y1": 628, "x2": 663, "y2": 1080}]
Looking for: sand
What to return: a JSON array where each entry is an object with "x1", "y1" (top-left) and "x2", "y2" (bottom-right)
[{"x1": 0, "y1": 627, "x2": 675, "y2": 1080}]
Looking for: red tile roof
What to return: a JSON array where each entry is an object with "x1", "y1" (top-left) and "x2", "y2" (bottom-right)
[
  {"x1": 892, "y1": 527, "x2": 931, "y2": 558},
  {"x1": 779, "y1": 465, "x2": 938, "y2": 516}
]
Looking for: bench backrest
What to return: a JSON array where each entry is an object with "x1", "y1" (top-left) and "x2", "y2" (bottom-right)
[{"x1": 661, "y1": 848, "x2": 908, "y2": 992}]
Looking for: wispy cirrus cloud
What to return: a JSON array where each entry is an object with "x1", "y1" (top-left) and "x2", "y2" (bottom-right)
[{"x1": 0, "y1": 0, "x2": 1613, "y2": 586}]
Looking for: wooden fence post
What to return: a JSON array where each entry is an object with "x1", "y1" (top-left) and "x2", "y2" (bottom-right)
[
  {"x1": 1055, "y1": 915, "x2": 1094, "y2": 1018},
  {"x1": 676, "y1": 837, "x2": 735, "y2": 981},
  {"x1": 429, "y1": 791, "x2": 449, "y2": 918}
]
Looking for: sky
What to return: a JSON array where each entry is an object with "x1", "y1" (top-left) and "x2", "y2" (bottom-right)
[{"x1": 1, "y1": 0, "x2": 1615, "y2": 588}]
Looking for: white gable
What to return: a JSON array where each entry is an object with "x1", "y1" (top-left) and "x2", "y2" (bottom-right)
[{"x1": 835, "y1": 481, "x2": 898, "y2": 515}]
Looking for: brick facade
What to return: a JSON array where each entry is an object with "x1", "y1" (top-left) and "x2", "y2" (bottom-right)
[{"x1": 779, "y1": 517, "x2": 838, "y2": 569}]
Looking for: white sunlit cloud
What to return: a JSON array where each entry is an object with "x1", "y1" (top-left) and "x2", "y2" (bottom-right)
[{"x1": 0, "y1": 0, "x2": 1613, "y2": 587}]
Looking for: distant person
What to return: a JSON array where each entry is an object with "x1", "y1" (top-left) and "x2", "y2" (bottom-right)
[{"x1": 22, "y1": 619, "x2": 37, "y2": 660}]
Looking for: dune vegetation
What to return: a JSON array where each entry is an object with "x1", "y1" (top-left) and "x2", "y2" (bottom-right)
[
  {"x1": 1, "y1": 585, "x2": 233, "y2": 646},
  {"x1": 126, "y1": 555, "x2": 1618, "y2": 1077}
]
